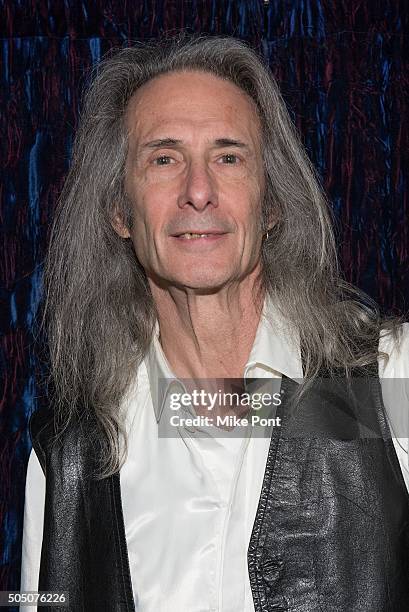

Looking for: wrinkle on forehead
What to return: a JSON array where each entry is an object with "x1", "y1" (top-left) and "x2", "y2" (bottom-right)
[{"x1": 124, "y1": 70, "x2": 262, "y2": 152}]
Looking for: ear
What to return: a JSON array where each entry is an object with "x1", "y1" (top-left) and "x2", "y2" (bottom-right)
[
  {"x1": 111, "y1": 212, "x2": 131, "y2": 239},
  {"x1": 266, "y1": 207, "x2": 281, "y2": 231}
]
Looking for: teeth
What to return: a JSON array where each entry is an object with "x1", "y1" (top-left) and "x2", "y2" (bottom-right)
[{"x1": 179, "y1": 233, "x2": 208, "y2": 239}]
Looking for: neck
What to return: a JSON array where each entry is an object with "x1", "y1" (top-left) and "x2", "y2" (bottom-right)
[{"x1": 149, "y1": 270, "x2": 265, "y2": 380}]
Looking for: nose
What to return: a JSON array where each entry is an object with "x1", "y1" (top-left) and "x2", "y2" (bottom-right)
[{"x1": 177, "y1": 160, "x2": 218, "y2": 211}]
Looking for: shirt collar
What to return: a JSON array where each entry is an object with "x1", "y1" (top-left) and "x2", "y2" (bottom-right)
[
  {"x1": 145, "y1": 294, "x2": 303, "y2": 423},
  {"x1": 243, "y1": 294, "x2": 303, "y2": 381}
]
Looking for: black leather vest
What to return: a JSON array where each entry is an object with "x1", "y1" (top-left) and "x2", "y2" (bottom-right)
[{"x1": 30, "y1": 370, "x2": 409, "y2": 611}]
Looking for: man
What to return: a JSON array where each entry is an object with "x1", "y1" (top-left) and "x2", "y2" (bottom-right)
[{"x1": 21, "y1": 35, "x2": 409, "y2": 611}]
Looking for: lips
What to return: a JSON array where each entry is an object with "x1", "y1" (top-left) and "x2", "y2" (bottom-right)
[
  {"x1": 172, "y1": 230, "x2": 227, "y2": 238},
  {"x1": 170, "y1": 230, "x2": 228, "y2": 246},
  {"x1": 178, "y1": 233, "x2": 211, "y2": 239}
]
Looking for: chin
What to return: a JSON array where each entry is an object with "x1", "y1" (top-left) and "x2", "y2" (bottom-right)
[
  {"x1": 173, "y1": 274, "x2": 233, "y2": 293},
  {"x1": 147, "y1": 268, "x2": 233, "y2": 293}
]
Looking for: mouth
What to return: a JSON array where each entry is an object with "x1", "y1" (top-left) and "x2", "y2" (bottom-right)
[{"x1": 172, "y1": 231, "x2": 227, "y2": 240}]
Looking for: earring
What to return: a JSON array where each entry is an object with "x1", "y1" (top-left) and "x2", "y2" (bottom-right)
[{"x1": 263, "y1": 229, "x2": 270, "y2": 241}]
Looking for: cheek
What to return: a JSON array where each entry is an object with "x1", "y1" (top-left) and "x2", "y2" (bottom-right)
[
  {"x1": 137, "y1": 181, "x2": 176, "y2": 220},
  {"x1": 129, "y1": 191, "x2": 160, "y2": 234},
  {"x1": 237, "y1": 192, "x2": 263, "y2": 232}
]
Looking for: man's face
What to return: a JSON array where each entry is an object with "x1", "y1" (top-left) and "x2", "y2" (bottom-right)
[{"x1": 118, "y1": 70, "x2": 265, "y2": 292}]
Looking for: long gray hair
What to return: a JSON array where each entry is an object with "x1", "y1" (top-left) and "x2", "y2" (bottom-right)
[{"x1": 40, "y1": 34, "x2": 400, "y2": 478}]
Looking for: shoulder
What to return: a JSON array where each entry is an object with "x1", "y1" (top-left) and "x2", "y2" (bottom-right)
[
  {"x1": 29, "y1": 406, "x2": 55, "y2": 443},
  {"x1": 378, "y1": 323, "x2": 409, "y2": 456},
  {"x1": 29, "y1": 406, "x2": 97, "y2": 476},
  {"x1": 378, "y1": 322, "x2": 409, "y2": 377},
  {"x1": 29, "y1": 407, "x2": 57, "y2": 474}
]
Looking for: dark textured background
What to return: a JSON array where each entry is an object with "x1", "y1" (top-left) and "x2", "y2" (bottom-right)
[{"x1": 1, "y1": 0, "x2": 408, "y2": 595}]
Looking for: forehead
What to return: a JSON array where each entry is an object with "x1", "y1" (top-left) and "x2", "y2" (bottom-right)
[{"x1": 124, "y1": 70, "x2": 262, "y2": 145}]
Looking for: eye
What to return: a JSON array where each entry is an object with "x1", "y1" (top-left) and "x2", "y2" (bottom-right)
[
  {"x1": 219, "y1": 153, "x2": 239, "y2": 164},
  {"x1": 153, "y1": 155, "x2": 174, "y2": 166}
]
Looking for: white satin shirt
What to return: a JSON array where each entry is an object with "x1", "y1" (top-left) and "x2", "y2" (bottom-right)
[{"x1": 20, "y1": 297, "x2": 409, "y2": 611}]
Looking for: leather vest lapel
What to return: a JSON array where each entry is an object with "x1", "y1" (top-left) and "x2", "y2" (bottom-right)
[
  {"x1": 30, "y1": 409, "x2": 135, "y2": 611},
  {"x1": 248, "y1": 374, "x2": 409, "y2": 611}
]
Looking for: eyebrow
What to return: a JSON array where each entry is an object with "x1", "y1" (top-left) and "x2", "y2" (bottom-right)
[{"x1": 141, "y1": 137, "x2": 250, "y2": 150}]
